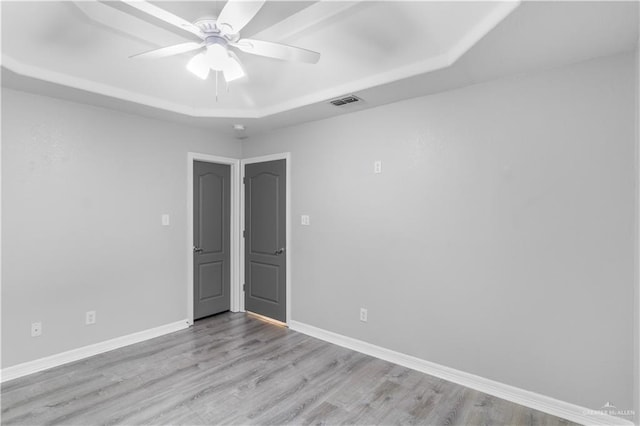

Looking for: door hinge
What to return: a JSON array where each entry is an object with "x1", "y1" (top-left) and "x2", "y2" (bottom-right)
[
  {"x1": 243, "y1": 230, "x2": 246, "y2": 238},
  {"x1": 243, "y1": 177, "x2": 246, "y2": 184},
  {"x1": 243, "y1": 284, "x2": 246, "y2": 292}
]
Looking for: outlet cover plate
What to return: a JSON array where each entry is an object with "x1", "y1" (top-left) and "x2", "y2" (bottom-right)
[{"x1": 31, "y1": 322, "x2": 42, "y2": 337}]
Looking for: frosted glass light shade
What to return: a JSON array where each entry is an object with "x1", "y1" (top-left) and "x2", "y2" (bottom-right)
[
  {"x1": 186, "y1": 53, "x2": 210, "y2": 80},
  {"x1": 187, "y1": 45, "x2": 246, "y2": 83},
  {"x1": 223, "y1": 55, "x2": 245, "y2": 82}
]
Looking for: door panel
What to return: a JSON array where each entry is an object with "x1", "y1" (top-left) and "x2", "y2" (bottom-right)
[
  {"x1": 199, "y1": 173, "x2": 224, "y2": 253},
  {"x1": 249, "y1": 262, "x2": 280, "y2": 302},
  {"x1": 198, "y1": 261, "x2": 223, "y2": 299},
  {"x1": 244, "y1": 159, "x2": 286, "y2": 322},
  {"x1": 250, "y1": 173, "x2": 279, "y2": 254},
  {"x1": 194, "y1": 161, "x2": 230, "y2": 320}
]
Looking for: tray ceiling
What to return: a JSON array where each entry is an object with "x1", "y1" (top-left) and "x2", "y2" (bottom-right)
[
  {"x1": 2, "y1": 1, "x2": 638, "y2": 136},
  {"x1": 2, "y1": 1, "x2": 517, "y2": 118}
]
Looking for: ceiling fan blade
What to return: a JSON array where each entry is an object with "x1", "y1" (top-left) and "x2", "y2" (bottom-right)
[
  {"x1": 216, "y1": 0, "x2": 266, "y2": 35},
  {"x1": 121, "y1": 1, "x2": 204, "y2": 39},
  {"x1": 231, "y1": 39, "x2": 320, "y2": 64},
  {"x1": 130, "y1": 42, "x2": 204, "y2": 59}
]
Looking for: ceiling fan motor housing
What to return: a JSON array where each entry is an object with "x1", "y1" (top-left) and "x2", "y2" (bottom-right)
[
  {"x1": 204, "y1": 35, "x2": 229, "y2": 49},
  {"x1": 195, "y1": 19, "x2": 240, "y2": 42}
]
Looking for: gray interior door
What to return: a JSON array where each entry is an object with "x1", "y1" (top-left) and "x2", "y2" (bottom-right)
[
  {"x1": 194, "y1": 161, "x2": 231, "y2": 320},
  {"x1": 244, "y1": 159, "x2": 286, "y2": 322}
]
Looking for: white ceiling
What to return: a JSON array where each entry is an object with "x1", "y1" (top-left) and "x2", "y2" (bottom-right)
[{"x1": 2, "y1": 1, "x2": 638, "y2": 138}]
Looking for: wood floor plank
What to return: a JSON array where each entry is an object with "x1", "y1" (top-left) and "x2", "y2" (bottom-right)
[{"x1": 1, "y1": 312, "x2": 580, "y2": 426}]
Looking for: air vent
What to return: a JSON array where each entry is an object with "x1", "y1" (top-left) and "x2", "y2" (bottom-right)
[{"x1": 329, "y1": 95, "x2": 362, "y2": 107}]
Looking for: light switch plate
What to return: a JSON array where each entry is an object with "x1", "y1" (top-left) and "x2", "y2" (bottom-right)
[
  {"x1": 360, "y1": 308, "x2": 368, "y2": 322},
  {"x1": 301, "y1": 215, "x2": 310, "y2": 226},
  {"x1": 162, "y1": 214, "x2": 170, "y2": 226}
]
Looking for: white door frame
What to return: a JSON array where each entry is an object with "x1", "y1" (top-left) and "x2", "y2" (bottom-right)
[
  {"x1": 240, "y1": 153, "x2": 292, "y2": 325},
  {"x1": 187, "y1": 153, "x2": 241, "y2": 325}
]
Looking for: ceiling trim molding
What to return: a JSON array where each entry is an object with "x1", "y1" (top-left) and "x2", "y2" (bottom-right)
[
  {"x1": 2, "y1": 1, "x2": 520, "y2": 120},
  {"x1": 1, "y1": 54, "x2": 258, "y2": 118}
]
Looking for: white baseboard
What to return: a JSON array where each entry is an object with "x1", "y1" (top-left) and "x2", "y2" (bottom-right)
[
  {"x1": 289, "y1": 320, "x2": 633, "y2": 426},
  {"x1": 1, "y1": 319, "x2": 189, "y2": 383}
]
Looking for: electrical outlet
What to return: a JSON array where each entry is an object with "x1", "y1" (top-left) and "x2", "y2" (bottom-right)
[
  {"x1": 31, "y1": 322, "x2": 42, "y2": 337},
  {"x1": 360, "y1": 308, "x2": 368, "y2": 322},
  {"x1": 86, "y1": 311, "x2": 96, "y2": 325},
  {"x1": 374, "y1": 161, "x2": 382, "y2": 174},
  {"x1": 301, "y1": 215, "x2": 310, "y2": 226}
]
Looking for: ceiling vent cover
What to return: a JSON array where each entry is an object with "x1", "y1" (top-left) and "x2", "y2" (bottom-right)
[{"x1": 329, "y1": 95, "x2": 362, "y2": 107}]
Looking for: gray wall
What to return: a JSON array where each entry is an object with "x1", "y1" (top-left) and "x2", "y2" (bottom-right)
[
  {"x1": 1, "y1": 89, "x2": 240, "y2": 367},
  {"x1": 1, "y1": 52, "x2": 636, "y2": 413},
  {"x1": 242, "y1": 52, "x2": 636, "y2": 411}
]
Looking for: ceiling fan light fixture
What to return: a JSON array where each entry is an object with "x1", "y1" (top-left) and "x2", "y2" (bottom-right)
[
  {"x1": 186, "y1": 53, "x2": 210, "y2": 80},
  {"x1": 127, "y1": 0, "x2": 320, "y2": 86}
]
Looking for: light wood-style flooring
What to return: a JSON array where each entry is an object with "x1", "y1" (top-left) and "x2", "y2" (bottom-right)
[{"x1": 2, "y1": 312, "x2": 578, "y2": 425}]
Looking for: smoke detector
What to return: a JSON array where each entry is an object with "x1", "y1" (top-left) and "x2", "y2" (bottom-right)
[{"x1": 233, "y1": 123, "x2": 248, "y2": 140}]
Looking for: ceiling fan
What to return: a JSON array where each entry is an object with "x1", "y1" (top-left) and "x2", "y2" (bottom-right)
[{"x1": 123, "y1": 0, "x2": 321, "y2": 83}]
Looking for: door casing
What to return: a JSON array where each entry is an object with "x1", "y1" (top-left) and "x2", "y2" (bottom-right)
[
  {"x1": 187, "y1": 152, "x2": 291, "y2": 326},
  {"x1": 241, "y1": 153, "x2": 291, "y2": 325},
  {"x1": 187, "y1": 153, "x2": 240, "y2": 325}
]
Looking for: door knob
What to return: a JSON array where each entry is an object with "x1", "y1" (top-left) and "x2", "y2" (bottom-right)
[
  {"x1": 274, "y1": 248, "x2": 285, "y2": 256},
  {"x1": 193, "y1": 246, "x2": 204, "y2": 253}
]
